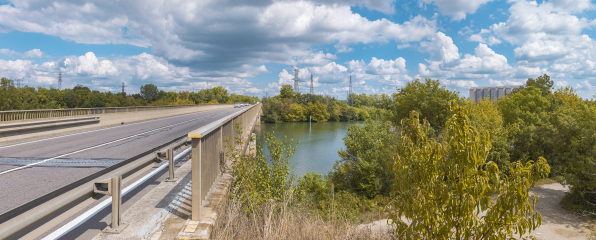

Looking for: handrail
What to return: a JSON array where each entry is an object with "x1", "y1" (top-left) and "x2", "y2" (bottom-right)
[
  {"x1": 0, "y1": 104, "x2": 230, "y2": 122},
  {"x1": 187, "y1": 103, "x2": 262, "y2": 220}
]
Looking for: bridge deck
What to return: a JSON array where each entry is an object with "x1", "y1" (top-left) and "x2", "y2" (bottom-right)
[{"x1": 0, "y1": 107, "x2": 245, "y2": 215}]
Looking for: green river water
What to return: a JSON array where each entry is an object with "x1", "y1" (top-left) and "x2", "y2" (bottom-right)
[{"x1": 253, "y1": 121, "x2": 362, "y2": 177}]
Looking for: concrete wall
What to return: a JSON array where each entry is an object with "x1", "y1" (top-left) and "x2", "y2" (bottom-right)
[{"x1": 469, "y1": 85, "x2": 522, "y2": 103}]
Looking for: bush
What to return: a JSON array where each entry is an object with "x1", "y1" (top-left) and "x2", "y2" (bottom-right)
[{"x1": 388, "y1": 101, "x2": 550, "y2": 239}]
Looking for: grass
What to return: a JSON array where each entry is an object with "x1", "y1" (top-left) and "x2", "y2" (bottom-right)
[
  {"x1": 535, "y1": 176, "x2": 561, "y2": 186},
  {"x1": 211, "y1": 192, "x2": 393, "y2": 240}
]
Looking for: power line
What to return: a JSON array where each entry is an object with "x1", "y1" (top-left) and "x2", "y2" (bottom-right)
[
  {"x1": 292, "y1": 67, "x2": 300, "y2": 92},
  {"x1": 58, "y1": 71, "x2": 62, "y2": 90},
  {"x1": 310, "y1": 74, "x2": 314, "y2": 95}
]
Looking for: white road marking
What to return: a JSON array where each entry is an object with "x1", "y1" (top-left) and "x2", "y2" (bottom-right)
[
  {"x1": 0, "y1": 107, "x2": 237, "y2": 150},
  {"x1": 0, "y1": 114, "x2": 209, "y2": 176}
]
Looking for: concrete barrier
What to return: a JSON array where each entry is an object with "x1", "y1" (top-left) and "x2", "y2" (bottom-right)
[{"x1": 0, "y1": 116, "x2": 100, "y2": 134}]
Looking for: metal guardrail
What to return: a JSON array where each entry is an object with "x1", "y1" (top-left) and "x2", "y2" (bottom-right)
[
  {"x1": 187, "y1": 103, "x2": 262, "y2": 220},
  {"x1": 0, "y1": 116, "x2": 100, "y2": 134},
  {"x1": 0, "y1": 134, "x2": 190, "y2": 239},
  {"x1": 0, "y1": 104, "x2": 261, "y2": 239},
  {"x1": 0, "y1": 104, "x2": 227, "y2": 122}
]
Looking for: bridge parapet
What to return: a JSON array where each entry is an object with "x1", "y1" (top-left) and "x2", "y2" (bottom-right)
[
  {"x1": 187, "y1": 103, "x2": 261, "y2": 221},
  {"x1": 0, "y1": 104, "x2": 227, "y2": 123}
]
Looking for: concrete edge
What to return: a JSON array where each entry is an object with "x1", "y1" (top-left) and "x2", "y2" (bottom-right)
[{"x1": 175, "y1": 110, "x2": 259, "y2": 240}]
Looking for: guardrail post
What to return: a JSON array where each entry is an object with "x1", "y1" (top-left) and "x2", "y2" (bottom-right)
[
  {"x1": 191, "y1": 138, "x2": 201, "y2": 221},
  {"x1": 93, "y1": 176, "x2": 128, "y2": 234},
  {"x1": 165, "y1": 148, "x2": 178, "y2": 182}
]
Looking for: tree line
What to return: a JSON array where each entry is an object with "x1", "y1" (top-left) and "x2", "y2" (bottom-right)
[
  {"x1": 261, "y1": 85, "x2": 390, "y2": 123},
  {"x1": 0, "y1": 77, "x2": 259, "y2": 111}
]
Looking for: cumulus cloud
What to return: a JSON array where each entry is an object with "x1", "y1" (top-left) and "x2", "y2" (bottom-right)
[
  {"x1": 0, "y1": 0, "x2": 437, "y2": 75},
  {"x1": 0, "y1": 48, "x2": 44, "y2": 58},
  {"x1": 420, "y1": 0, "x2": 495, "y2": 21}
]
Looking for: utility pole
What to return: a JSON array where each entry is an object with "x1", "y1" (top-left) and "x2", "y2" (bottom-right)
[
  {"x1": 121, "y1": 82, "x2": 125, "y2": 95},
  {"x1": 310, "y1": 74, "x2": 314, "y2": 95},
  {"x1": 292, "y1": 67, "x2": 300, "y2": 92},
  {"x1": 58, "y1": 71, "x2": 63, "y2": 90},
  {"x1": 348, "y1": 75, "x2": 353, "y2": 106}
]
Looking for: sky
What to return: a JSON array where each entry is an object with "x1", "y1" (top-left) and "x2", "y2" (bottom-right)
[{"x1": 0, "y1": 0, "x2": 595, "y2": 100}]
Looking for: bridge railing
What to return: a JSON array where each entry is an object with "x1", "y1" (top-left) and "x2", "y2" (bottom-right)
[
  {"x1": 187, "y1": 103, "x2": 261, "y2": 220},
  {"x1": 0, "y1": 104, "x2": 227, "y2": 122}
]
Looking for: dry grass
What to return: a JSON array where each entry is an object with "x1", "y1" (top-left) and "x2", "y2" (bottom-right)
[{"x1": 212, "y1": 192, "x2": 393, "y2": 240}]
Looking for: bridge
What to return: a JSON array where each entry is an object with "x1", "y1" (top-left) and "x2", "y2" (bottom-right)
[{"x1": 0, "y1": 103, "x2": 262, "y2": 239}]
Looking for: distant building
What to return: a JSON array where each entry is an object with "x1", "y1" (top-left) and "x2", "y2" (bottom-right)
[{"x1": 469, "y1": 85, "x2": 522, "y2": 103}]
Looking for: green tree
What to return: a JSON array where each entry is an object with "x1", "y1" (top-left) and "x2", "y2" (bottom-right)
[
  {"x1": 279, "y1": 84, "x2": 295, "y2": 99},
  {"x1": 390, "y1": 78, "x2": 462, "y2": 132},
  {"x1": 306, "y1": 101, "x2": 330, "y2": 122},
  {"x1": 140, "y1": 83, "x2": 159, "y2": 103},
  {"x1": 329, "y1": 120, "x2": 396, "y2": 199},
  {"x1": 389, "y1": 101, "x2": 550, "y2": 239},
  {"x1": 521, "y1": 74, "x2": 554, "y2": 97},
  {"x1": 465, "y1": 98, "x2": 515, "y2": 174},
  {"x1": 285, "y1": 103, "x2": 306, "y2": 122}
]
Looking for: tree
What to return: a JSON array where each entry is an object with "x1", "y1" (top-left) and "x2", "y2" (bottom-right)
[
  {"x1": 306, "y1": 101, "x2": 330, "y2": 122},
  {"x1": 279, "y1": 84, "x2": 296, "y2": 99},
  {"x1": 465, "y1": 98, "x2": 515, "y2": 174},
  {"x1": 285, "y1": 103, "x2": 306, "y2": 122},
  {"x1": 388, "y1": 101, "x2": 550, "y2": 239},
  {"x1": 522, "y1": 74, "x2": 554, "y2": 97},
  {"x1": 390, "y1": 78, "x2": 461, "y2": 132},
  {"x1": 329, "y1": 120, "x2": 396, "y2": 198},
  {"x1": 140, "y1": 83, "x2": 159, "y2": 103}
]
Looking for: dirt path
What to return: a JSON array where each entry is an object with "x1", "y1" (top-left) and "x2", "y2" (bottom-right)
[
  {"x1": 529, "y1": 183, "x2": 592, "y2": 240},
  {"x1": 357, "y1": 183, "x2": 593, "y2": 239}
]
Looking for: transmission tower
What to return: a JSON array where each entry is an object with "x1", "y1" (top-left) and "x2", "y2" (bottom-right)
[
  {"x1": 348, "y1": 75, "x2": 353, "y2": 106},
  {"x1": 58, "y1": 71, "x2": 63, "y2": 90},
  {"x1": 16, "y1": 78, "x2": 22, "y2": 88},
  {"x1": 121, "y1": 82, "x2": 126, "y2": 94},
  {"x1": 292, "y1": 67, "x2": 300, "y2": 92},
  {"x1": 310, "y1": 74, "x2": 314, "y2": 95}
]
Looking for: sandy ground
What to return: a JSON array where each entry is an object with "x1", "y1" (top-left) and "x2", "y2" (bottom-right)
[
  {"x1": 529, "y1": 183, "x2": 592, "y2": 240},
  {"x1": 358, "y1": 183, "x2": 593, "y2": 239}
]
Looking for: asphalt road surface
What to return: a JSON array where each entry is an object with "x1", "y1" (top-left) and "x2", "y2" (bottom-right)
[{"x1": 0, "y1": 107, "x2": 245, "y2": 215}]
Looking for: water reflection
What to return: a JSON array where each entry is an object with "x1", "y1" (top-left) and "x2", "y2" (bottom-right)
[{"x1": 253, "y1": 121, "x2": 362, "y2": 177}]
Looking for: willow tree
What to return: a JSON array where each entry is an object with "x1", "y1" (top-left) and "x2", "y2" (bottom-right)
[{"x1": 388, "y1": 101, "x2": 550, "y2": 239}]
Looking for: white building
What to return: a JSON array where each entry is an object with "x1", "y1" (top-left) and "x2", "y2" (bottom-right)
[{"x1": 469, "y1": 85, "x2": 522, "y2": 103}]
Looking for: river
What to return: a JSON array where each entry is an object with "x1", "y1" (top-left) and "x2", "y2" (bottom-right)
[{"x1": 253, "y1": 121, "x2": 362, "y2": 177}]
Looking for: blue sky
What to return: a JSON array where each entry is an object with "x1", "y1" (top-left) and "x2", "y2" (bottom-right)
[{"x1": 0, "y1": 0, "x2": 595, "y2": 99}]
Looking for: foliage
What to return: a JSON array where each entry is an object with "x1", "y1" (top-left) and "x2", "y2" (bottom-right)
[
  {"x1": 285, "y1": 103, "x2": 306, "y2": 122},
  {"x1": 328, "y1": 120, "x2": 397, "y2": 199},
  {"x1": 464, "y1": 98, "x2": 515, "y2": 174},
  {"x1": 388, "y1": 101, "x2": 550, "y2": 239},
  {"x1": 390, "y1": 78, "x2": 462, "y2": 132},
  {"x1": 0, "y1": 78, "x2": 258, "y2": 111},
  {"x1": 306, "y1": 101, "x2": 330, "y2": 122},
  {"x1": 260, "y1": 84, "x2": 377, "y2": 123},
  {"x1": 228, "y1": 126, "x2": 298, "y2": 209}
]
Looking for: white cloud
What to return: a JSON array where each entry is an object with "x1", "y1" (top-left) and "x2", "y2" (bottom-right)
[
  {"x1": 0, "y1": 48, "x2": 18, "y2": 56},
  {"x1": 420, "y1": 0, "x2": 495, "y2": 21},
  {"x1": 0, "y1": 0, "x2": 437, "y2": 75},
  {"x1": 23, "y1": 49, "x2": 43, "y2": 58},
  {"x1": 0, "y1": 48, "x2": 45, "y2": 58}
]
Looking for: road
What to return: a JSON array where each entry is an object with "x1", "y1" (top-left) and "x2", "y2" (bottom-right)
[{"x1": 0, "y1": 107, "x2": 244, "y2": 215}]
